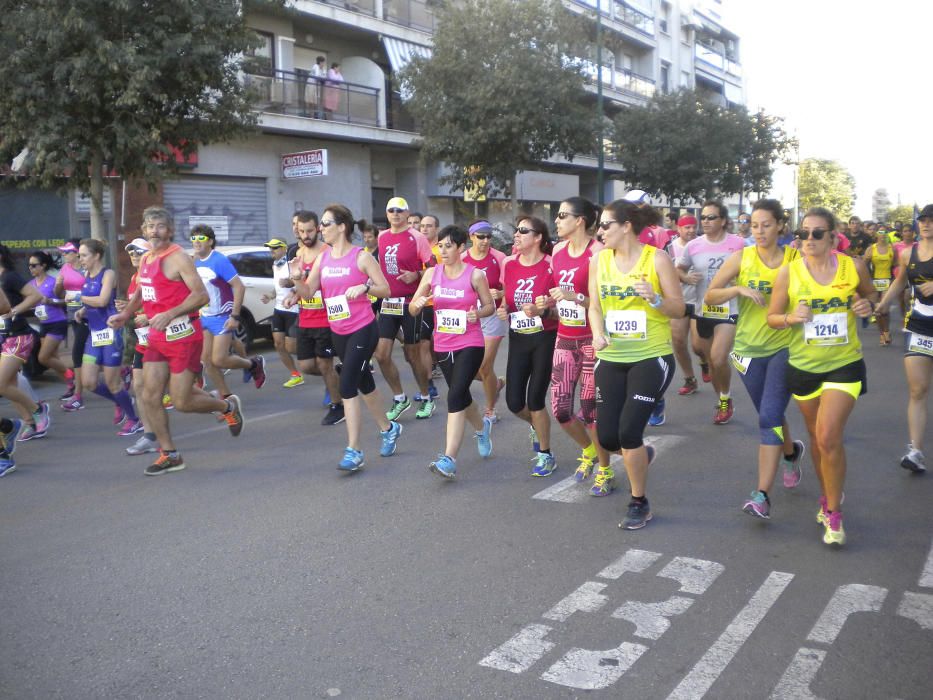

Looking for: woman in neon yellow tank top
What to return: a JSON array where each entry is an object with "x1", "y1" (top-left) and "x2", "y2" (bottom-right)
[
  {"x1": 588, "y1": 200, "x2": 685, "y2": 531},
  {"x1": 864, "y1": 236, "x2": 894, "y2": 345},
  {"x1": 767, "y1": 207, "x2": 876, "y2": 547},
  {"x1": 705, "y1": 199, "x2": 805, "y2": 521}
]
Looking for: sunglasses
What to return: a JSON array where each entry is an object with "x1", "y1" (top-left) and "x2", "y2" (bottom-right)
[
  {"x1": 556, "y1": 212, "x2": 580, "y2": 220},
  {"x1": 320, "y1": 219, "x2": 335, "y2": 227},
  {"x1": 797, "y1": 229, "x2": 829, "y2": 240},
  {"x1": 127, "y1": 249, "x2": 145, "y2": 255},
  {"x1": 515, "y1": 227, "x2": 539, "y2": 235},
  {"x1": 472, "y1": 234, "x2": 492, "y2": 240},
  {"x1": 28, "y1": 263, "x2": 42, "y2": 268},
  {"x1": 597, "y1": 220, "x2": 617, "y2": 231},
  {"x1": 190, "y1": 235, "x2": 210, "y2": 242},
  {"x1": 700, "y1": 215, "x2": 721, "y2": 221},
  {"x1": 738, "y1": 219, "x2": 750, "y2": 224},
  {"x1": 387, "y1": 208, "x2": 406, "y2": 214}
]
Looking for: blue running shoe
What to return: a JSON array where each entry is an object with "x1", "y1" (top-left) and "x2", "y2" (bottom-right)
[
  {"x1": 647, "y1": 398, "x2": 665, "y2": 427},
  {"x1": 529, "y1": 427, "x2": 540, "y2": 454},
  {"x1": 2, "y1": 418, "x2": 23, "y2": 456},
  {"x1": 428, "y1": 380, "x2": 439, "y2": 400},
  {"x1": 338, "y1": 447, "x2": 364, "y2": 472},
  {"x1": 322, "y1": 388, "x2": 331, "y2": 408},
  {"x1": 0, "y1": 452, "x2": 15, "y2": 477},
  {"x1": 380, "y1": 421, "x2": 403, "y2": 457},
  {"x1": 475, "y1": 416, "x2": 493, "y2": 458},
  {"x1": 429, "y1": 454, "x2": 456, "y2": 479},
  {"x1": 531, "y1": 452, "x2": 557, "y2": 477}
]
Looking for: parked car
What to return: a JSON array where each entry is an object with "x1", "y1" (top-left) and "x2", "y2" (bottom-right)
[{"x1": 213, "y1": 245, "x2": 276, "y2": 349}]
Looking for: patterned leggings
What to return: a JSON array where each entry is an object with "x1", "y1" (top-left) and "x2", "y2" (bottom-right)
[{"x1": 549, "y1": 335, "x2": 596, "y2": 426}]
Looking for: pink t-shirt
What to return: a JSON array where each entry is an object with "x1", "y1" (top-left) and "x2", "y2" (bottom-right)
[
  {"x1": 639, "y1": 225, "x2": 673, "y2": 250},
  {"x1": 431, "y1": 264, "x2": 484, "y2": 353},
  {"x1": 377, "y1": 227, "x2": 434, "y2": 299},
  {"x1": 503, "y1": 255, "x2": 558, "y2": 333},
  {"x1": 319, "y1": 247, "x2": 374, "y2": 335},
  {"x1": 551, "y1": 239, "x2": 601, "y2": 338},
  {"x1": 462, "y1": 248, "x2": 506, "y2": 302}
]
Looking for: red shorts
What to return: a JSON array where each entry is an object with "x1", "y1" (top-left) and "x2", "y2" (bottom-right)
[
  {"x1": 143, "y1": 334, "x2": 203, "y2": 375},
  {"x1": 1, "y1": 334, "x2": 34, "y2": 363}
]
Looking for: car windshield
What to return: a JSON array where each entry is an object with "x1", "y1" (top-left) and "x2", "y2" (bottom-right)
[{"x1": 228, "y1": 251, "x2": 273, "y2": 278}]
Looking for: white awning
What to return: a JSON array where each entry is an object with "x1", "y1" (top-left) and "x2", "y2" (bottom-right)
[{"x1": 382, "y1": 36, "x2": 432, "y2": 75}]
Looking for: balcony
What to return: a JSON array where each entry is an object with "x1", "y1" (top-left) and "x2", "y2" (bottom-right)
[
  {"x1": 244, "y1": 71, "x2": 380, "y2": 127},
  {"x1": 308, "y1": 0, "x2": 436, "y2": 32},
  {"x1": 578, "y1": 58, "x2": 656, "y2": 101},
  {"x1": 571, "y1": 0, "x2": 655, "y2": 37}
]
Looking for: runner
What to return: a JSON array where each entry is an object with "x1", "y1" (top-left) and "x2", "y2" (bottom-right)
[
  {"x1": 548, "y1": 197, "x2": 612, "y2": 495},
  {"x1": 374, "y1": 197, "x2": 437, "y2": 421},
  {"x1": 668, "y1": 215, "x2": 705, "y2": 396},
  {"x1": 705, "y1": 199, "x2": 806, "y2": 519},
  {"x1": 409, "y1": 225, "x2": 494, "y2": 478},
  {"x1": 190, "y1": 225, "x2": 266, "y2": 398},
  {"x1": 588, "y1": 200, "x2": 684, "y2": 529},
  {"x1": 108, "y1": 206, "x2": 244, "y2": 476},
  {"x1": 288, "y1": 212, "x2": 344, "y2": 425},
  {"x1": 0, "y1": 286, "x2": 25, "y2": 476},
  {"x1": 877, "y1": 203, "x2": 933, "y2": 473},
  {"x1": 864, "y1": 233, "x2": 894, "y2": 345},
  {"x1": 261, "y1": 238, "x2": 303, "y2": 388},
  {"x1": 301, "y1": 204, "x2": 402, "y2": 471},
  {"x1": 463, "y1": 220, "x2": 507, "y2": 422},
  {"x1": 496, "y1": 216, "x2": 559, "y2": 477},
  {"x1": 677, "y1": 201, "x2": 746, "y2": 424},
  {"x1": 26, "y1": 250, "x2": 73, "y2": 392},
  {"x1": 55, "y1": 240, "x2": 85, "y2": 408},
  {"x1": 418, "y1": 214, "x2": 443, "y2": 388},
  {"x1": 767, "y1": 207, "x2": 876, "y2": 545},
  {"x1": 893, "y1": 223, "x2": 917, "y2": 318},
  {"x1": 0, "y1": 244, "x2": 49, "y2": 442}
]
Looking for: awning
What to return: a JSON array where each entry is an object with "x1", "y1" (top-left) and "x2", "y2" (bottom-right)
[{"x1": 382, "y1": 36, "x2": 432, "y2": 75}]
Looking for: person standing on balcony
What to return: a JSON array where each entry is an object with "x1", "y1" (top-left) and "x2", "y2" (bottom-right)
[
  {"x1": 323, "y1": 62, "x2": 343, "y2": 120},
  {"x1": 310, "y1": 56, "x2": 326, "y2": 118}
]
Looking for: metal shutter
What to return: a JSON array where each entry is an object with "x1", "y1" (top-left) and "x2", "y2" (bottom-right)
[{"x1": 163, "y1": 177, "x2": 268, "y2": 245}]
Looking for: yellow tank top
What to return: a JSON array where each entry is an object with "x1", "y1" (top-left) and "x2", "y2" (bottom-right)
[
  {"x1": 596, "y1": 245, "x2": 672, "y2": 363},
  {"x1": 734, "y1": 246, "x2": 797, "y2": 358},
  {"x1": 870, "y1": 243, "x2": 893, "y2": 290},
  {"x1": 786, "y1": 254, "x2": 862, "y2": 373}
]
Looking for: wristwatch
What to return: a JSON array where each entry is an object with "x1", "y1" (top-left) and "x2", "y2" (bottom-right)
[
  {"x1": 576, "y1": 292, "x2": 585, "y2": 304},
  {"x1": 649, "y1": 294, "x2": 663, "y2": 309}
]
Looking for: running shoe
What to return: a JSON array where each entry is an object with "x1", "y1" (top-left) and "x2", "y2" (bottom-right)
[
  {"x1": 416, "y1": 398, "x2": 436, "y2": 420},
  {"x1": 574, "y1": 451, "x2": 597, "y2": 482},
  {"x1": 386, "y1": 397, "x2": 411, "y2": 421},
  {"x1": 337, "y1": 447, "x2": 364, "y2": 472},
  {"x1": 60, "y1": 382, "x2": 76, "y2": 400},
  {"x1": 379, "y1": 421, "x2": 403, "y2": 457},
  {"x1": 61, "y1": 397, "x2": 84, "y2": 412},
  {"x1": 713, "y1": 397, "x2": 734, "y2": 425},
  {"x1": 322, "y1": 388, "x2": 331, "y2": 407},
  {"x1": 822, "y1": 510, "x2": 846, "y2": 546},
  {"x1": 283, "y1": 374, "x2": 304, "y2": 389},
  {"x1": 126, "y1": 435, "x2": 159, "y2": 456},
  {"x1": 620, "y1": 497, "x2": 652, "y2": 529},
  {"x1": 250, "y1": 356, "x2": 267, "y2": 389},
  {"x1": 2, "y1": 418, "x2": 23, "y2": 456},
  {"x1": 529, "y1": 427, "x2": 540, "y2": 454},
  {"x1": 647, "y1": 398, "x2": 666, "y2": 427},
  {"x1": 475, "y1": 416, "x2": 493, "y2": 458},
  {"x1": 678, "y1": 377, "x2": 698, "y2": 396},
  {"x1": 531, "y1": 452, "x2": 557, "y2": 477},
  {"x1": 162, "y1": 394, "x2": 174, "y2": 411},
  {"x1": 590, "y1": 467, "x2": 614, "y2": 496},
  {"x1": 430, "y1": 454, "x2": 456, "y2": 479},
  {"x1": 113, "y1": 406, "x2": 126, "y2": 426},
  {"x1": 900, "y1": 444, "x2": 927, "y2": 473},
  {"x1": 30, "y1": 402, "x2": 50, "y2": 439},
  {"x1": 321, "y1": 403, "x2": 346, "y2": 426},
  {"x1": 700, "y1": 363, "x2": 712, "y2": 383},
  {"x1": 782, "y1": 440, "x2": 806, "y2": 488},
  {"x1": 484, "y1": 408, "x2": 500, "y2": 424},
  {"x1": 118, "y1": 419, "x2": 144, "y2": 437},
  {"x1": 742, "y1": 491, "x2": 771, "y2": 519},
  {"x1": 0, "y1": 452, "x2": 15, "y2": 477},
  {"x1": 144, "y1": 450, "x2": 186, "y2": 476},
  {"x1": 222, "y1": 395, "x2": 244, "y2": 437},
  {"x1": 816, "y1": 493, "x2": 845, "y2": 526},
  {"x1": 427, "y1": 380, "x2": 439, "y2": 400}
]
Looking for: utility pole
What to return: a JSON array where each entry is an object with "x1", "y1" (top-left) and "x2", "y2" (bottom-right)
[{"x1": 596, "y1": 4, "x2": 604, "y2": 204}]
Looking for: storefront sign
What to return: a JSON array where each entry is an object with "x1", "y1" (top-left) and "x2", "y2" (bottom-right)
[{"x1": 282, "y1": 149, "x2": 329, "y2": 179}]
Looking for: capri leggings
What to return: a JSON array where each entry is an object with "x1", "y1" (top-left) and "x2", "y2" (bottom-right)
[
  {"x1": 331, "y1": 320, "x2": 379, "y2": 400},
  {"x1": 550, "y1": 335, "x2": 596, "y2": 425},
  {"x1": 438, "y1": 345, "x2": 485, "y2": 413},
  {"x1": 71, "y1": 320, "x2": 89, "y2": 369},
  {"x1": 506, "y1": 330, "x2": 557, "y2": 414},
  {"x1": 595, "y1": 354, "x2": 675, "y2": 452},
  {"x1": 735, "y1": 348, "x2": 791, "y2": 446}
]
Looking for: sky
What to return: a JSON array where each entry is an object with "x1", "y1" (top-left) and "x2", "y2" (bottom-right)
[{"x1": 728, "y1": 0, "x2": 932, "y2": 218}]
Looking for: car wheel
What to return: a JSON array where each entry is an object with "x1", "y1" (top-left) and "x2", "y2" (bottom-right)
[{"x1": 235, "y1": 309, "x2": 256, "y2": 351}]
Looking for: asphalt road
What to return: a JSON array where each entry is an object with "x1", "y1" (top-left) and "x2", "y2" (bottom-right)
[{"x1": 1, "y1": 321, "x2": 931, "y2": 699}]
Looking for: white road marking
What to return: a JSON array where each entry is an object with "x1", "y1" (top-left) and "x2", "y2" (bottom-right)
[
  {"x1": 598, "y1": 548, "x2": 662, "y2": 580},
  {"x1": 173, "y1": 409, "x2": 295, "y2": 440},
  {"x1": 543, "y1": 581, "x2": 609, "y2": 622},
  {"x1": 478, "y1": 624, "x2": 555, "y2": 674},
  {"x1": 919, "y1": 536, "x2": 933, "y2": 588},
  {"x1": 657, "y1": 557, "x2": 725, "y2": 595},
  {"x1": 769, "y1": 647, "x2": 825, "y2": 700},
  {"x1": 539, "y1": 641, "x2": 648, "y2": 690},
  {"x1": 807, "y1": 583, "x2": 887, "y2": 645},
  {"x1": 666, "y1": 571, "x2": 794, "y2": 700},
  {"x1": 896, "y1": 591, "x2": 933, "y2": 631},
  {"x1": 612, "y1": 595, "x2": 694, "y2": 640}
]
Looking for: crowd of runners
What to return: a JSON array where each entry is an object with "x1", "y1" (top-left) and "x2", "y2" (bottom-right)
[{"x1": 1, "y1": 192, "x2": 930, "y2": 549}]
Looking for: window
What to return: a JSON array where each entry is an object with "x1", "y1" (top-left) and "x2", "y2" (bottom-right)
[
  {"x1": 244, "y1": 30, "x2": 275, "y2": 76},
  {"x1": 680, "y1": 70, "x2": 691, "y2": 89},
  {"x1": 659, "y1": 1, "x2": 671, "y2": 33},
  {"x1": 660, "y1": 64, "x2": 670, "y2": 94},
  {"x1": 228, "y1": 251, "x2": 273, "y2": 279},
  {"x1": 622, "y1": 53, "x2": 634, "y2": 71}
]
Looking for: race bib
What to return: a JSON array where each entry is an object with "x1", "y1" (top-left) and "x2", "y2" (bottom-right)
[
  {"x1": 509, "y1": 311, "x2": 543, "y2": 334},
  {"x1": 326, "y1": 295, "x2": 350, "y2": 322},
  {"x1": 381, "y1": 296, "x2": 404, "y2": 316},
  {"x1": 701, "y1": 303, "x2": 730, "y2": 320},
  {"x1": 804, "y1": 312, "x2": 848, "y2": 346},
  {"x1": 730, "y1": 351, "x2": 752, "y2": 375},
  {"x1": 140, "y1": 285, "x2": 156, "y2": 302},
  {"x1": 908, "y1": 332, "x2": 933, "y2": 356},
  {"x1": 91, "y1": 327, "x2": 115, "y2": 347},
  {"x1": 165, "y1": 315, "x2": 195, "y2": 342},
  {"x1": 65, "y1": 290, "x2": 82, "y2": 307},
  {"x1": 605, "y1": 309, "x2": 647, "y2": 340},
  {"x1": 35, "y1": 305, "x2": 48, "y2": 321},
  {"x1": 300, "y1": 291, "x2": 324, "y2": 310},
  {"x1": 135, "y1": 325, "x2": 150, "y2": 345},
  {"x1": 872, "y1": 278, "x2": 890, "y2": 291},
  {"x1": 556, "y1": 299, "x2": 586, "y2": 327},
  {"x1": 436, "y1": 309, "x2": 467, "y2": 335}
]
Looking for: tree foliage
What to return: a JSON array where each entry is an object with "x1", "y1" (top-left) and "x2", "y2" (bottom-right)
[
  {"x1": 610, "y1": 91, "x2": 794, "y2": 206},
  {"x1": 0, "y1": 0, "x2": 276, "y2": 238},
  {"x1": 884, "y1": 204, "x2": 915, "y2": 225},
  {"x1": 401, "y1": 0, "x2": 598, "y2": 197},
  {"x1": 797, "y1": 158, "x2": 856, "y2": 218}
]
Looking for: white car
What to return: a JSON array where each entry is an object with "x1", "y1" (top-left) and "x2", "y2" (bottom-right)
[{"x1": 211, "y1": 245, "x2": 277, "y2": 348}]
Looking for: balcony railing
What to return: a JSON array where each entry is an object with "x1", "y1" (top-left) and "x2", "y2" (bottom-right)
[
  {"x1": 316, "y1": 0, "x2": 377, "y2": 16},
  {"x1": 573, "y1": 0, "x2": 655, "y2": 36},
  {"x1": 312, "y1": 0, "x2": 436, "y2": 32},
  {"x1": 694, "y1": 42, "x2": 724, "y2": 70},
  {"x1": 244, "y1": 71, "x2": 380, "y2": 127},
  {"x1": 578, "y1": 59, "x2": 656, "y2": 99}
]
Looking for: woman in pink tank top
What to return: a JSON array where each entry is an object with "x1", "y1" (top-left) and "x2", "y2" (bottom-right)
[
  {"x1": 409, "y1": 225, "x2": 494, "y2": 479},
  {"x1": 303, "y1": 204, "x2": 401, "y2": 473},
  {"x1": 54, "y1": 240, "x2": 87, "y2": 407}
]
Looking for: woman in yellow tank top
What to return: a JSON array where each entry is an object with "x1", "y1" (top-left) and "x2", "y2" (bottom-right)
[
  {"x1": 864, "y1": 237, "x2": 894, "y2": 345},
  {"x1": 767, "y1": 207, "x2": 876, "y2": 547}
]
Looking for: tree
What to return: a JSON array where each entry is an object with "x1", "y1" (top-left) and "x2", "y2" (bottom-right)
[
  {"x1": 400, "y1": 0, "x2": 598, "y2": 200},
  {"x1": 885, "y1": 204, "x2": 916, "y2": 225},
  {"x1": 0, "y1": 0, "x2": 275, "y2": 241},
  {"x1": 797, "y1": 159, "x2": 856, "y2": 218},
  {"x1": 742, "y1": 110, "x2": 796, "y2": 199}
]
